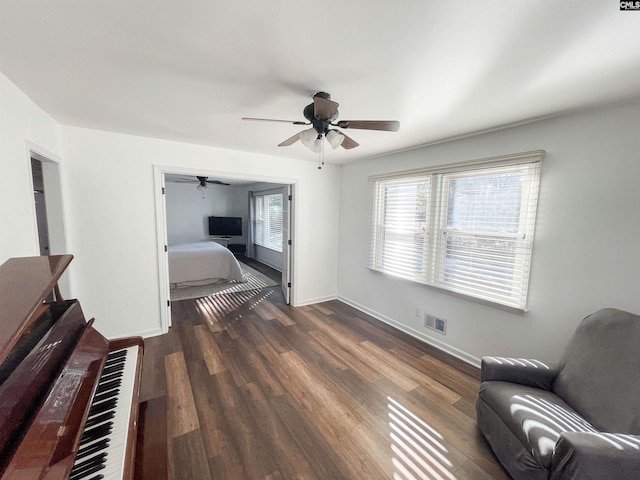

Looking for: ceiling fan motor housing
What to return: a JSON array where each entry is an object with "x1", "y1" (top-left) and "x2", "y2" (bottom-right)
[
  {"x1": 196, "y1": 176, "x2": 208, "y2": 187},
  {"x1": 304, "y1": 92, "x2": 339, "y2": 136}
]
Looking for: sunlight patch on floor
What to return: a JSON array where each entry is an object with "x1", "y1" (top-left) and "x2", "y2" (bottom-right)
[
  {"x1": 194, "y1": 289, "x2": 275, "y2": 326},
  {"x1": 388, "y1": 396, "x2": 457, "y2": 480}
]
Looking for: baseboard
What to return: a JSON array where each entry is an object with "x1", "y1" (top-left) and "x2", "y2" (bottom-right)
[
  {"x1": 337, "y1": 295, "x2": 481, "y2": 368},
  {"x1": 126, "y1": 327, "x2": 165, "y2": 339},
  {"x1": 254, "y1": 257, "x2": 282, "y2": 272},
  {"x1": 294, "y1": 294, "x2": 338, "y2": 307}
]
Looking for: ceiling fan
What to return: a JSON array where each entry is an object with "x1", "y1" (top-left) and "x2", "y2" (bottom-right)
[
  {"x1": 174, "y1": 176, "x2": 230, "y2": 188},
  {"x1": 242, "y1": 92, "x2": 399, "y2": 165}
]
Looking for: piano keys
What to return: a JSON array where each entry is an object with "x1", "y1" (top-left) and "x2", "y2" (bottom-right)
[
  {"x1": 70, "y1": 346, "x2": 140, "y2": 480},
  {"x1": 0, "y1": 255, "x2": 143, "y2": 480}
]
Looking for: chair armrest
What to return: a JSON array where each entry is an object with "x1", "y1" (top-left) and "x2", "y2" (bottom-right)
[
  {"x1": 480, "y1": 356, "x2": 559, "y2": 390},
  {"x1": 550, "y1": 431, "x2": 640, "y2": 480}
]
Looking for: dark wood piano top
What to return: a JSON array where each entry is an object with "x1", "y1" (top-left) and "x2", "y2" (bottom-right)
[{"x1": 0, "y1": 255, "x2": 73, "y2": 366}]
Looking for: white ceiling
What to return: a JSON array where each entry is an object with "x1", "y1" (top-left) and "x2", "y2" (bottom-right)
[{"x1": 2, "y1": 1, "x2": 640, "y2": 165}]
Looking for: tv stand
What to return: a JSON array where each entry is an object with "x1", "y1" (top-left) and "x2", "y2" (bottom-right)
[{"x1": 210, "y1": 236, "x2": 233, "y2": 247}]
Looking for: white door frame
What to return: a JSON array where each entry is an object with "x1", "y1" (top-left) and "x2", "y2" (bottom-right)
[
  {"x1": 26, "y1": 142, "x2": 71, "y2": 298},
  {"x1": 152, "y1": 164, "x2": 298, "y2": 334},
  {"x1": 281, "y1": 184, "x2": 292, "y2": 304}
]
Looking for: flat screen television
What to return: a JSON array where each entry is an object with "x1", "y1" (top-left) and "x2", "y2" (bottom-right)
[{"x1": 208, "y1": 216, "x2": 242, "y2": 237}]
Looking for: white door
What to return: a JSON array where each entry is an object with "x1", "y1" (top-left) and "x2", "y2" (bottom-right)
[
  {"x1": 158, "y1": 172, "x2": 172, "y2": 328},
  {"x1": 281, "y1": 185, "x2": 292, "y2": 304}
]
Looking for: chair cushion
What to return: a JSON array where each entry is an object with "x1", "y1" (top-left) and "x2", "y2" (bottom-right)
[
  {"x1": 479, "y1": 381, "x2": 597, "y2": 469},
  {"x1": 552, "y1": 308, "x2": 640, "y2": 434}
]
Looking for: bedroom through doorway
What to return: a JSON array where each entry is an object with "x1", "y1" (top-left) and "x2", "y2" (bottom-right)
[{"x1": 157, "y1": 172, "x2": 294, "y2": 332}]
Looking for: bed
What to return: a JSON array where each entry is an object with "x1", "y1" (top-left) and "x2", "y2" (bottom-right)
[{"x1": 168, "y1": 241, "x2": 244, "y2": 286}]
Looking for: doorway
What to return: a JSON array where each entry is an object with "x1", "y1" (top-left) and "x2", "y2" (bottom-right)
[
  {"x1": 29, "y1": 150, "x2": 70, "y2": 297},
  {"x1": 31, "y1": 158, "x2": 50, "y2": 255},
  {"x1": 153, "y1": 167, "x2": 296, "y2": 334}
]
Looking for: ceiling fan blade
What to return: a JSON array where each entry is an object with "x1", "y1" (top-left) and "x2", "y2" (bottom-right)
[
  {"x1": 278, "y1": 132, "x2": 301, "y2": 147},
  {"x1": 336, "y1": 120, "x2": 400, "y2": 132},
  {"x1": 242, "y1": 117, "x2": 308, "y2": 125},
  {"x1": 340, "y1": 133, "x2": 360, "y2": 149},
  {"x1": 206, "y1": 180, "x2": 231, "y2": 186},
  {"x1": 313, "y1": 96, "x2": 339, "y2": 120}
]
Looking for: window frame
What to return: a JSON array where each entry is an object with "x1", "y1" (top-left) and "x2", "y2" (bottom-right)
[
  {"x1": 368, "y1": 150, "x2": 544, "y2": 311},
  {"x1": 254, "y1": 190, "x2": 284, "y2": 253}
]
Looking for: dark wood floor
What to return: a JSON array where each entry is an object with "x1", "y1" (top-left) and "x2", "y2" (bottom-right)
[{"x1": 135, "y1": 259, "x2": 509, "y2": 480}]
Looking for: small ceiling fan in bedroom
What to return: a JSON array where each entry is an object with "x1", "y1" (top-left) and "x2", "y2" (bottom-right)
[
  {"x1": 173, "y1": 176, "x2": 230, "y2": 198},
  {"x1": 174, "y1": 176, "x2": 231, "y2": 189},
  {"x1": 242, "y1": 92, "x2": 400, "y2": 168}
]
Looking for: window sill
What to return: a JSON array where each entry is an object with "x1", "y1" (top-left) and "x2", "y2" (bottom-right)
[{"x1": 367, "y1": 267, "x2": 528, "y2": 315}]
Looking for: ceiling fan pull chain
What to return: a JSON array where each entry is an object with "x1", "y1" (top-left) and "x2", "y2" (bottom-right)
[{"x1": 318, "y1": 135, "x2": 325, "y2": 170}]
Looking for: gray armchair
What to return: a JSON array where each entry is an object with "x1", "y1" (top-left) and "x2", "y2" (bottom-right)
[{"x1": 476, "y1": 308, "x2": 640, "y2": 480}]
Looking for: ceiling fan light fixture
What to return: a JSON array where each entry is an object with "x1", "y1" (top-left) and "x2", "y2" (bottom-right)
[
  {"x1": 300, "y1": 128, "x2": 318, "y2": 148},
  {"x1": 326, "y1": 130, "x2": 345, "y2": 150},
  {"x1": 309, "y1": 138, "x2": 322, "y2": 153}
]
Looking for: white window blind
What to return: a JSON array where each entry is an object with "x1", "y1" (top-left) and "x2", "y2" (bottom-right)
[
  {"x1": 369, "y1": 152, "x2": 542, "y2": 310},
  {"x1": 255, "y1": 192, "x2": 283, "y2": 252},
  {"x1": 370, "y1": 176, "x2": 430, "y2": 282}
]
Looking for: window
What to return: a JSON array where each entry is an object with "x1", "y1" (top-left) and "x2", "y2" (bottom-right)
[
  {"x1": 255, "y1": 192, "x2": 283, "y2": 252},
  {"x1": 369, "y1": 151, "x2": 543, "y2": 310}
]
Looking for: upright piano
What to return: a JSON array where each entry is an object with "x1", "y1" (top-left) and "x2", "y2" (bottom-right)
[{"x1": 0, "y1": 255, "x2": 144, "y2": 480}]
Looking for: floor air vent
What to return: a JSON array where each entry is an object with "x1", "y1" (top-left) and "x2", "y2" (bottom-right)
[{"x1": 424, "y1": 314, "x2": 447, "y2": 335}]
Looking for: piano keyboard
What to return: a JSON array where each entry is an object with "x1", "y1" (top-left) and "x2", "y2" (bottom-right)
[{"x1": 70, "y1": 346, "x2": 139, "y2": 480}]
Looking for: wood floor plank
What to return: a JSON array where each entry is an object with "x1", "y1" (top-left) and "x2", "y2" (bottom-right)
[
  {"x1": 308, "y1": 329, "x2": 382, "y2": 383},
  {"x1": 139, "y1": 335, "x2": 168, "y2": 402},
  {"x1": 356, "y1": 341, "x2": 419, "y2": 391},
  {"x1": 232, "y1": 312, "x2": 269, "y2": 346},
  {"x1": 208, "y1": 371, "x2": 281, "y2": 479},
  {"x1": 309, "y1": 409, "x2": 390, "y2": 480},
  {"x1": 309, "y1": 302, "x2": 334, "y2": 316},
  {"x1": 165, "y1": 351, "x2": 200, "y2": 438},
  {"x1": 279, "y1": 351, "x2": 363, "y2": 432},
  {"x1": 251, "y1": 316, "x2": 294, "y2": 355},
  {"x1": 390, "y1": 347, "x2": 464, "y2": 405},
  {"x1": 213, "y1": 330, "x2": 253, "y2": 387},
  {"x1": 185, "y1": 358, "x2": 225, "y2": 459},
  {"x1": 243, "y1": 352, "x2": 284, "y2": 399},
  {"x1": 194, "y1": 324, "x2": 227, "y2": 375},
  {"x1": 455, "y1": 458, "x2": 511, "y2": 480},
  {"x1": 302, "y1": 333, "x2": 350, "y2": 372},
  {"x1": 267, "y1": 319, "x2": 349, "y2": 374},
  {"x1": 254, "y1": 298, "x2": 296, "y2": 326},
  {"x1": 269, "y1": 394, "x2": 352, "y2": 479},
  {"x1": 138, "y1": 260, "x2": 510, "y2": 480},
  {"x1": 171, "y1": 430, "x2": 212, "y2": 480},
  {"x1": 257, "y1": 343, "x2": 324, "y2": 414},
  {"x1": 302, "y1": 306, "x2": 368, "y2": 345},
  {"x1": 241, "y1": 382, "x2": 316, "y2": 479}
]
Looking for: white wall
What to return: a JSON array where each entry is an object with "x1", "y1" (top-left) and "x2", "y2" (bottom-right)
[
  {"x1": 0, "y1": 72, "x2": 62, "y2": 263},
  {"x1": 165, "y1": 181, "x2": 232, "y2": 245},
  {"x1": 60, "y1": 126, "x2": 341, "y2": 338},
  {"x1": 338, "y1": 100, "x2": 640, "y2": 366}
]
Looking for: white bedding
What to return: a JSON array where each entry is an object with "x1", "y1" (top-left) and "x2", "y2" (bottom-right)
[{"x1": 168, "y1": 241, "x2": 244, "y2": 286}]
